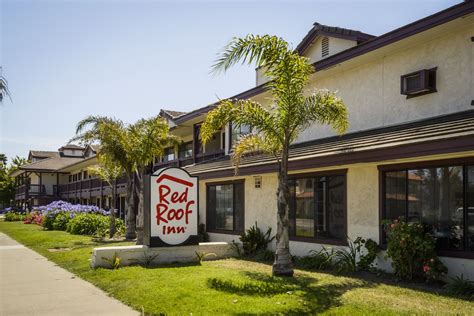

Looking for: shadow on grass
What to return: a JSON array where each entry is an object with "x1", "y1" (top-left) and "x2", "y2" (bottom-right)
[
  {"x1": 237, "y1": 256, "x2": 473, "y2": 303},
  {"x1": 207, "y1": 269, "x2": 374, "y2": 314}
]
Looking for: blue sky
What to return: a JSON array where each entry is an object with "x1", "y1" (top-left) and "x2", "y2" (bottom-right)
[{"x1": 0, "y1": 0, "x2": 460, "y2": 161}]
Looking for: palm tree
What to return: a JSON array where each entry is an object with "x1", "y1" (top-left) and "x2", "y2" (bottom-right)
[
  {"x1": 73, "y1": 116, "x2": 138, "y2": 240},
  {"x1": 0, "y1": 69, "x2": 12, "y2": 103},
  {"x1": 89, "y1": 154, "x2": 123, "y2": 238},
  {"x1": 201, "y1": 35, "x2": 348, "y2": 276},
  {"x1": 126, "y1": 116, "x2": 178, "y2": 244}
]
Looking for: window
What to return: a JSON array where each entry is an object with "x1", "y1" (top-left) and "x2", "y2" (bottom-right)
[
  {"x1": 231, "y1": 123, "x2": 251, "y2": 149},
  {"x1": 381, "y1": 159, "x2": 474, "y2": 256},
  {"x1": 78, "y1": 172, "x2": 82, "y2": 181},
  {"x1": 288, "y1": 172, "x2": 346, "y2": 243},
  {"x1": 68, "y1": 175, "x2": 72, "y2": 183},
  {"x1": 83, "y1": 171, "x2": 88, "y2": 179},
  {"x1": 207, "y1": 181, "x2": 244, "y2": 233},
  {"x1": 400, "y1": 68, "x2": 437, "y2": 98},
  {"x1": 178, "y1": 142, "x2": 193, "y2": 159},
  {"x1": 321, "y1": 37, "x2": 329, "y2": 58},
  {"x1": 163, "y1": 147, "x2": 175, "y2": 162}
]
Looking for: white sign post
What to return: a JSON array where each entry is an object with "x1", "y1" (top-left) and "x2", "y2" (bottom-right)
[{"x1": 144, "y1": 167, "x2": 199, "y2": 247}]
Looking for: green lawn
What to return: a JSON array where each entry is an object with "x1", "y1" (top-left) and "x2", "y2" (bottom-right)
[{"x1": 1, "y1": 221, "x2": 473, "y2": 315}]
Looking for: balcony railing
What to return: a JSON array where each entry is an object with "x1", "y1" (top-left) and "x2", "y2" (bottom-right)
[
  {"x1": 56, "y1": 176, "x2": 128, "y2": 198},
  {"x1": 153, "y1": 150, "x2": 224, "y2": 170},
  {"x1": 15, "y1": 184, "x2": 47, "y2": 199}
]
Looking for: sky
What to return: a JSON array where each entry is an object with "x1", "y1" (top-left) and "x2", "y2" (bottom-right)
[{"x1": 0, "y1": 0, "x2": 460, "y2": 161}]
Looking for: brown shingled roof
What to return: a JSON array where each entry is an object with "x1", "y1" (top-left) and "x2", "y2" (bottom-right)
[
  {"x1": 295, "y1": 22, "x2": 375, "y2": 54},
  {"x1": 183, "y1": 110, "x2": 474, "y2": 179},
  {"x1": 28, "y1": 150, "x2": 60, "y2": 159},
  {"x1": 15, "y1": 156, "x2": 86, "y2": 174}
]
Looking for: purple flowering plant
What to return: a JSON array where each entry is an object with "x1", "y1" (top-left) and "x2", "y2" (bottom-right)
[{"x1": 33, "y1": 200, "x2": 110, "y2": 220}]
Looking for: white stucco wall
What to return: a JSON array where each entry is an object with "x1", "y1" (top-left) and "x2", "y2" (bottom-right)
[
  {"x1": 198, "y1": 151, "x2": 474, "y2": 278},
  {"x1": 296, "y1": 21, "x2": 474, "y2": 143}
]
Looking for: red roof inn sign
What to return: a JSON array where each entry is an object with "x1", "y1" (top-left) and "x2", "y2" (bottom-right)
[{"x1": 144, "y1": 167, "x2": 199, "y2": 247}]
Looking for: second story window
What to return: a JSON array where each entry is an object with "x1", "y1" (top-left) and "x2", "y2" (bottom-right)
[
  {"x1": 231, "y1": 123, "x2": 251, "y2": 148},
  {"x1": 163, "y1": 147, "x2": 175, "y2": 162},
  {"x1": 178, "y1": 142, "x2": 193, "y2": 159}
]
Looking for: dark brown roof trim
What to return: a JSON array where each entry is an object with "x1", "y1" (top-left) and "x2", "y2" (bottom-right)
[
  {"x1": 194, "y1": 135, "x2": 473, "y2": 180},
  {"x1": 296, "y1": 22, "x2": 375, "y2": 54},
  {"x1": 159, "y1": 109, "x2": 187, "y2": 121},
  {"x1": 185, "y1": 110, "x2": 474, "y2": 179},
  {"x1": 174, "y1": 84, "x2": 267, "y2": 124},
  {"x1": 174, "y1": 1, "x2": 473, "y2": 125},
  {"x1": 315, "y1": 1, "x2": 473, "y2": 71}
]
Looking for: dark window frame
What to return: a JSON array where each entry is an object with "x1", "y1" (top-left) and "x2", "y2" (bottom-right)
[
  {"x1": 288, "y1": 169, "x2": 348, "y2": 246},
  {"x1": 400, "y1": 67, "x2": 437, "y2": 98},
  {"x1": 206, "y1": 179, "x2": 245, "y2": 235},
  {"x1": 378, "y1": 157, "x2": 474, "y2": 259},
  {"x1": 178, "y1": 141, "x2": 193, "y2": 159}
]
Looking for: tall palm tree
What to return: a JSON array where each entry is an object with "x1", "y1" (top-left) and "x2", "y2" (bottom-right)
[
  {"x1": 73, "y1": 116, "x2": 138, "y2": 240},
  {"x1": 89, "y1": 154, "x2": 123, "y2": 238},
  {"x1": 126, "y1": 116, "x2": 179, "y2": 244},
  {"x1": 201, "y1": 35, "x2": 348, "y2": 276}
]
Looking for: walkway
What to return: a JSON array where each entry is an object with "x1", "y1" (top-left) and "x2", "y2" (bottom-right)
[{"x1": 0, "y1": 232, "x2": 138, "y2": 315}]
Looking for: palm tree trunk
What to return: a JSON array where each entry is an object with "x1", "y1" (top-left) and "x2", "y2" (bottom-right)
[
  {"x1": 135, "y1": 169, "x2": 144, "y2": 245},
  {"x1": 272, "y1": 142, "x2": 294, "y2": 277},
  {"x1": 125, "y1": 173, "x2": 137, "y2": 240},
  {"x1": 109, "y1": 181, "x2": 116, "y2": 239}
]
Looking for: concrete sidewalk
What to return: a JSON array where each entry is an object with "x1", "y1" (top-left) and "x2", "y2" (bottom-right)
[{"x1": 0, "y1": 232, "x2": 139, "y2": 316}]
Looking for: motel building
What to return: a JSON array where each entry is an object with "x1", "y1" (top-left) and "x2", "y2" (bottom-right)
[{"x1": 13, "y1": 1, "x2": 474, "y2": 277}]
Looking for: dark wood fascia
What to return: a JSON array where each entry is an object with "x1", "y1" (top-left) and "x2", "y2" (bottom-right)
[{"x1": 193, "y1": 135, "x2": 474, "y2": 180}]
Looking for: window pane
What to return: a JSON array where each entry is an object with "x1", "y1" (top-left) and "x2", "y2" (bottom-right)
[
  {"x1": 326, "y1": 176, "x2": 345, "y2": 239},
  {"x1": 385, "y1": 171, "x2": 407, "y2": 221},
  {"x1": 408, "y1": 167, "x2": 464, "y2": 251},
  {"x1": 178, "y1": 142, "x2": 193, "y2": 159},
  {"x1": 163, "y1": 147, "x2": 175, "y2": 162},
  {"x1": 215, "y1": 184, "x2": 234, "y2": 231},
  {"x1": 295, "y1": 179, "x2": 314, "y2": 237},
  {"x1": 467, "y1": 166, "x2": 474, "y2": 251}
]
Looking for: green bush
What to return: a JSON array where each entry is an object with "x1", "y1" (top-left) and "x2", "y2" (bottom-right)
[
  {"x1": 384, "y1": 219, "x2": 447, "y2": 281},
  {"x1": 42, "y1": 213, "x2": 56, "y2": 230},
  {"x1": 4, "y1": 211, "x2": 26, "y2": 222},
  {"x1": 52, "y1": 212, "x2": 71, "y2": 231},
  {"x1": 295, "y1": 247, "x2": 335, "y2": 270},
  {"x1": 67, "y1": 213, "x2": 109, "y2": 236},
  {"x1": 66, "y1": 213, "x2": 125, "y2": 237},
  {"x1": 239, "y1": 222, "x2": 275, "y2": 256},
  {"x1": 445, "y1": 274, "x2": 474, "y2": 299}
]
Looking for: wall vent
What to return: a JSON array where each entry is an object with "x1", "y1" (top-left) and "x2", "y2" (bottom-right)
[
  {"x1": 321, "y1": 37, "x2": 329, "y2": 58},
  {"x1": 254, "y1": 176, "x2": 262, "y2": 189}
]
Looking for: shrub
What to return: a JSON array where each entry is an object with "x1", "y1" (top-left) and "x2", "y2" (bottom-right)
[
  {"x1": 445, "y1": 274, "x2": 474, "y2": 299},
  {"x1": 239, "y1": 222, "x2": 275, "y2": 256},
  {"x1": 66, "y1": 213, "x2": 125, "y2": 237},
  {"x1": 4, "y1": 211, "x2": 26, "y2": 222},
  {"x1": 67, "y1": 213, "x2": 109, "y2": 236},
  {"x1": 333, "y1": 237, "x2": 379, "y2": 273},
  {"x1": 295, "y1": 246, "x2": 335, "y2": 270},
  {"x1": 41, "y1": 212, "x2": 56, "y2": 230},
  {"x1": 52, "y1": 212, "x2": 71, "y2": 231},
  {"x1": 23, "y1": 211, "x2": 43, "y2": 225},
  {"x1": 384, "y1": 219, "x2": 447, "y2": 281},
  {"x1": 358, "y1": 238, "x2": 379, "y2": 270}
]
